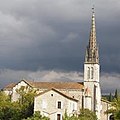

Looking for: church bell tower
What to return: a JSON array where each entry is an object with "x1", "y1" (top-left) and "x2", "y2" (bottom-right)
[{"x1": 84, "y1": 8, "x2": 101, "y2": 120}]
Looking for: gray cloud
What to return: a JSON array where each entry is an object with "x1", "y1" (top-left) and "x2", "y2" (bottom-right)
[
  {"x1": 101, "y1": 72, "x2": 120, "y2": 94},
  {"x1": 0, "y1": 69, "x2": 83, "y2": 88}
]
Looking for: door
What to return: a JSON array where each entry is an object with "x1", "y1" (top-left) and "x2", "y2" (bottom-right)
[{"x1": 57, "y1": 114, "x2": 61, "y2": 120}]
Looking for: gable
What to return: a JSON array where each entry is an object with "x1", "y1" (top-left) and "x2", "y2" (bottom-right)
[
  {"x1": 12, "y1": 80, "x2": 33, "y2": 91},
  {"x1": 35, "y1": 88, "x2": 78, "y2": 102}
]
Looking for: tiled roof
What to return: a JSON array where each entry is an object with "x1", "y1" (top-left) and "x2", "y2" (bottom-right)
[
  {"x1": 4, "y1": 80, "x2": 84, "y2": 90},
  {"x1": 3, "y1": 83, "x2": 16, "y2": 90},
  {"x1": 35, "y1": 88, "x2": 79, "y2": 102},
  {"x1": 28, "y1": 81, "x2": 84, "y2": 90}
]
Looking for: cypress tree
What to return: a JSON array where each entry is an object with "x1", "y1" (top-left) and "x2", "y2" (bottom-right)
[
  {"x1": 114, "y1": 89, "x2": 118, "y2": 100},
  {"x1": 109, "y1": 92, "x2": 112, "y2": 102}
]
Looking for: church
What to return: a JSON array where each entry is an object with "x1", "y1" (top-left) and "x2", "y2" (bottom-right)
[{"x1": 3, "y1": 9, "x2": 111, "y2": 120}]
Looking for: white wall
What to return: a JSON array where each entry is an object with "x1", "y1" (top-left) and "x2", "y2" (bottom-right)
[{"x1": 34, "y1": 89, "x2": 78, "y2": 120}]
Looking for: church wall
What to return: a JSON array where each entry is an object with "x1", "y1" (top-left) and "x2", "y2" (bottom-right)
[
  {"x1": 84, "y1": 64, "x2": 99, "y2": 83},
  {"x1": 84, "y1": 96, "x2": 92, "y2": 110},
  {"x1": 84, "y1": 63, "x2": 101, "y2": 120}
]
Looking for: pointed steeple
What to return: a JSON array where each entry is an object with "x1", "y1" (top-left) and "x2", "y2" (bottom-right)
[{"x1": 85, "y1": 7, "x2": 99, "y2": 64}]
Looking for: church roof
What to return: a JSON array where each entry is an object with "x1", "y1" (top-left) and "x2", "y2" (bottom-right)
[
  {"x1": 4, "y1": 79, "x2": 84, "y2": 90},
  {"x1": 3, "y1": 83, "x2": 16, "y2": 90},
  {"x1": 29, "y1": 81, "x2": 84, "y2": 90},
  {"x1": 35, "y1": 88, "x2": 79, "y2": 102}
]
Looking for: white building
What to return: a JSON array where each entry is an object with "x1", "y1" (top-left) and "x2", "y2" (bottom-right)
[
  {"x1": 3, "y1": 9, "x2": 111, "y2": 120},
  {"x1": 34, "y1": 88, "x2": 78, "y2": 119}
]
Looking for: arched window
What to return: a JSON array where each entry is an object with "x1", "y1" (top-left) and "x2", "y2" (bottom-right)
[
  {"x1": 87, "y1": 67, "x2": 90, "y2": 79},
  {"x1": 91, "y1": 67, "x2": 94, "y2": 79}
]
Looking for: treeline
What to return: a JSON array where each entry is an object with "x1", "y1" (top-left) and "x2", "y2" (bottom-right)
[
  {"x1": 103, "y1": 89, "x2": 120, "y2": 120},
  {"x1": 102, "y1": 89, "x2": 119, "y2": 102}
]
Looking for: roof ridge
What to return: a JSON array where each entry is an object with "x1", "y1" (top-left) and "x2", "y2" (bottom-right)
[{"x1": 3, "y1": 80, "x2": 84, "y2": 90}]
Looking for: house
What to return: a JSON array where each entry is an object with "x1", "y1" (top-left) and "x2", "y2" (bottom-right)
[{"x1": 34, "y1": 88, "x2": 78, "y2": 119}]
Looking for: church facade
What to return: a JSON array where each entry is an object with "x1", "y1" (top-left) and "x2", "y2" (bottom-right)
[{"x1": 3, "y1": 9, "x2": 111, "y2": 120}]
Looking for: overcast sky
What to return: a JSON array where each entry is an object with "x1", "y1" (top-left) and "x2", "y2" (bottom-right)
[{"x1": 0, "y1": 0, "x2": 120, "y2": 94}]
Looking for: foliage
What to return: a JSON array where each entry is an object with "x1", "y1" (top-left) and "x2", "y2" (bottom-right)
[
  {"x1": 78, "y1": 109, "x2": 97, "y2": 120},
  {"x1": 114, "y1": 89, "x2": 118, "y2": 101},
  {"x1": 103, "y1": 89, "x2": 119, "y2": 102},
  {"x1": 102, "y1": 94, "x2": 110, "y2": 101},
  {"x1": 0, "y1": 86, "x2": 37, "y2": 120},
  {"x1": 106, "y1": 96, "x2": 120, "y2": 120},
  {"x1": 63, "y1": 109, "x2": 97, "y2": 120},
  {"x1": 62, "y1": 109, "x2": 78, "y2": 120},
  {"x1": 23, "y1": 111, "x2": 50, "y2": 120},
  {"x1": 109, "y1": 92, "x2": 113, "y2": 102},
  {"x1": 0, "y1": 91, "x2": 21, "y2": 120},
  {"x1": 16, "y1": 86, "x2": 37, "y2": 119}
]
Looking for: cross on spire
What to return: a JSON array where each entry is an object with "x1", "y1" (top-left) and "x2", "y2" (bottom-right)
[{"x1": 92, "y1": 5, "x2": 95, "y2": 13}]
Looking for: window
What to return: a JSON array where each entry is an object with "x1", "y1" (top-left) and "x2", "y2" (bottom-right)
[
  {"x1": 58, "y1": 101, "x2": 61, "y2": 109},
  {"x1": 57, "y1": 114, "x2": 61, "y2": 120},
  {"x1": 91, "y1": 67, "x2": 94, "y2": 79},
  {"x1": 87, "y1": 67, "x2": 90, "y2": 79}
]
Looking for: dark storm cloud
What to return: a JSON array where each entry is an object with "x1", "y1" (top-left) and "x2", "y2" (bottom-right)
[
  {"x1": 0, "y1": 0, "x2": 90, "y2": 71},
  {"x1": 0, "y1": 0, "x2": 120, "y2": 92}
]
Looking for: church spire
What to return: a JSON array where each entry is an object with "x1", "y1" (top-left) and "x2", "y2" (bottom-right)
[{"x1": 85, "y1": 7, "x2": 99, "y2": 64}]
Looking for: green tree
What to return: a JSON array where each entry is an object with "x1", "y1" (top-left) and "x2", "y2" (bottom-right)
[
  {"x1": 109, "y1": 92, "x2": 113, "y2": 102},
  {"x1": 78, "y1": 109, "x2": 97, "y2": 120},
  {"x1": 106, "y1": 96, "x2": 120, "y2": 120},
  {"x1": 16, "y1": 86, "x2": 37, "y2": 118},
  {"x1": 63, "y1": 109, "x2": 97, "y2": 120},
  {"x1": 23, "y1": 111, "x2": 50, "y2": 120},
  {"x1": 62, "y1": 109, "x2": 78, "y2": 120},
  {"x1": 114, "y1": 89, "x2": 118, "y2": 101},
  {"x1": 0, "y1": 91, "x2": 21, "y2": 120},
  {"x1": 0, "y1": 87, "x2": 37, "y2": 120}
]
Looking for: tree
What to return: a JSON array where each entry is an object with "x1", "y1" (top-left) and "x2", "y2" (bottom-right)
[
  {"x1": 106, "y1": 96, "x2": 120, "y2": 120},
  {"x1": 78, "y1": 109, "x2": 97, "y2": 120},
  {"x1": 0, "y1": 91, "x2": 22, "y2": 120},
  {"x1": 0, "y1": 86, "x2": 37, "y2": 120},
  {"x1": 109, "y1": 92, "x2": 113, "y2": 102},
  {"x1": 62, "y1": 109, "x2": 78, "y2": 120},
  {"x1": 114, "y1": 89, "x2": 118, "y2": 101},
  {"x1": 23, "y1": 111, "x2": 50, "y2": 120},
  {"x1": 16, "y1": 86, "x2": 37, "y2": 118},
  {"x1": 63, "y1": 109, "x2": 97, "y2": 120}
]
